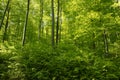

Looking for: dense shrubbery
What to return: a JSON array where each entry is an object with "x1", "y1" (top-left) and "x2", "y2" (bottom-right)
[
  {"x1": 1, "y1": 42, "x2": 120, "y2": 80},
  {"x1": 0, "y1": 53, "x2": 9, "y2": 79}
]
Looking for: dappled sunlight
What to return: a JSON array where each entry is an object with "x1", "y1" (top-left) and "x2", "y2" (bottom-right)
[{"x1": 0, "y1": 0, "x2": 120, "y2": 80}]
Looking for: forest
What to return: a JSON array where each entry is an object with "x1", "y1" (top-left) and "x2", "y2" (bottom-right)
[{"x1": 0, "y1": 0, "x2": 120, "y2": 80}]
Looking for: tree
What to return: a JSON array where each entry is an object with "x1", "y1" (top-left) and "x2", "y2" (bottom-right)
[
  {"x1": 51, "y1": 0, "x2": 55, "y2": 47},
  {"x1": 22, "y1": 0, "x2": 30, "y2": 46},
  {"x1": 0, "y1": 0, "x2": 11, "y2": 30},
  {"x1": 56, "y1": 0, "x2": 60, "y2": 45},
  {"x1": 38, "y1": 0, "x2": 44, "y2": 40},
  {"x1": 3, "y1": 7, "x2": 10, "y2": 43}
]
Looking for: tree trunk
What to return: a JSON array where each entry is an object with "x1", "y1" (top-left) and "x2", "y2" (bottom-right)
[
  {"x1": 22, "y1": 0, "x2": 30, "y2": 46},
  {"x1": 92, "y1": 32, "x2": 96, "y2": 49},
  {"x1": 51, "y1": 0, "x2": 55, "y2": 47},
  {"x1": 116, "y1": 32, "x2": 119, "y2": 39},
  {"x1": 103, "y1": 30, "x2": 109, "y2": 56},
  {"x1": 3, "y1": 7, "x2": 10, "y2": 43},
  {"x1": 38, "y1": 0, "x2": 43, "y2": 40},
  {"x1": 0, "y1": 0, "x2": 11, "y2": 30},
  {"x1": 56, "y1": 0, "x2": 60, "y2": 45},
  {"x1": 59, "y1": 3, "x2": 62, "y2": 43}
]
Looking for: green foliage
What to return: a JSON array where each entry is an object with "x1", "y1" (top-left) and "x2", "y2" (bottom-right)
[
  {"x1": 1, "y1": 42, "x2": 119, "y2": 80},
  {"x1": 0, "y1": 0, "x2": 120, "y2": 80}
]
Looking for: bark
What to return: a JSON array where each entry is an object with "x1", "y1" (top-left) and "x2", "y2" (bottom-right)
[
  {"x1": 59, "y1": 3, "x2": 62, "y2": 43},
  {"x1": 116, "y1": 32, "x2": 119, "y2": 39},
  {"x1": 51, "y1": 0, "x2": 55, "y2": 47},
  {"x1": 38, "y1": 0, "x2": 43, "y2": 40},
  {"x1": 92, "y1": 32, "x2": 96, "y2": 49},
  {"x1": 45, "y1": 28, "x2": 49, "y2": 38},
  {"x1": 56, "y1": 0, "x2": 60, "y2": 44},
  {"x1": 0, "y1": 0, "x2": 11, "y2": 30},
  {"x1": 103, "y1": 30, "x2": 109, "y2": 55},
  {"x1": 22, "y1": 0, "x2": 30, "y2": 46},
  {"x1": 3, "y1": 7, "x2": 10, "y2": 43}
]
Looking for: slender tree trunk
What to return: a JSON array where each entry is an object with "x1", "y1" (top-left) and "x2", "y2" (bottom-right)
[
  {"x1": 15, "y1": 17, "x2": 20, "y2": 41},
  {"x1": 45, "y1": 27, "x2": 49, "y2": 38},
  {"x1": 0, "y1": 0, "x2": 11, "y2": 30},
  {"x1": 3, "y1": 7, "x2": 10, "y2": 43},
  {"x1": 38, "y1": 0, "x2": 43, "y2": 40},
  {"x1": 116, "y1": 32, "x2": 119, "y2": 39},
  {"x1": 51, "y1": 0, "x2": 55, "y2": 47},
  {"x1": 103, "y1": 30, "x2": 109, "y2": 55},
  {"x1": 22, "y1": 0, "x2": 30, "y2": 46},
  {"x1": 59, "y1": 3, "x2": 62, "y2": 43},
  {"x1": 56, "y1": 0, "x2": 60, "y2": 45},
  {"x1": 41, "y1": 27, "x2": 44, "y2": 37},
  {"x1": 92, "y1": 32, "x2": 96, "y2": 49}
]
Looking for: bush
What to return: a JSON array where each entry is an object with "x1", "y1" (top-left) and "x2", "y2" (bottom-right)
[{"x1": 1, "y1": 42, "x2": 120, "y2": 80}]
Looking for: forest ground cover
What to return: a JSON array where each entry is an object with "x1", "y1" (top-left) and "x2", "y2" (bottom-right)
[{"x1": 0, "y1": 41, "x2": 120, "y2": 80}]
